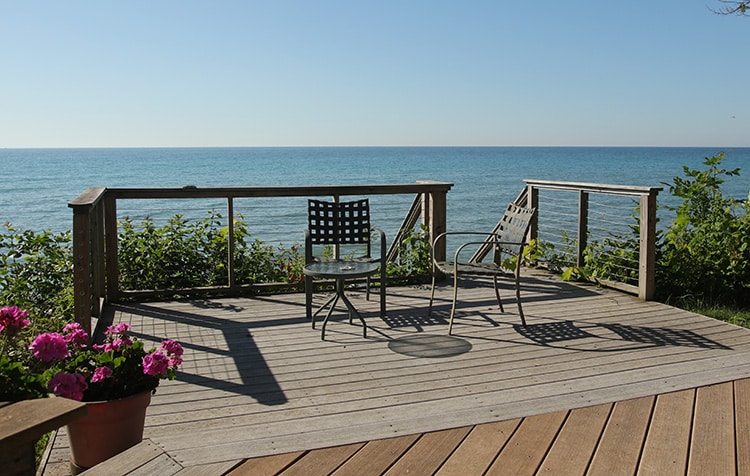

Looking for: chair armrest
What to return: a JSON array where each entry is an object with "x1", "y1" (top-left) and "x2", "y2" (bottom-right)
[
  {"x1": 432, "y1": 231, "x2": 526, "y2": 263},
  {"x1": 372, "y1": 227, "x2": 386, "y2": 262},
  {"x1": 453, "y1": 239, "x2": 527, "y2": 262},
  {"x1": 303, "y1": 229, "x2": 314, "y2": 263}
]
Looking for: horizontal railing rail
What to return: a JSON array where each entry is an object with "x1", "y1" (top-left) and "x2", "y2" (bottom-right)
[{"x1": 69, "y1": 182, "x2": 453, "y2": 334}]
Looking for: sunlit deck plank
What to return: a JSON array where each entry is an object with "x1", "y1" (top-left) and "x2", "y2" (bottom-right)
[
  {"x1": 638, "y1": 389, "x2": 694, "y2": 476},
  {"x1": 688, "y1": 382, "x2": 736, "y2": 476},
  {"x1": 485, "y1": 410, "x2": 568, "y2": 475},
  {"x1": 538, "y1": 403, "x2": 611, "y2": 475}
]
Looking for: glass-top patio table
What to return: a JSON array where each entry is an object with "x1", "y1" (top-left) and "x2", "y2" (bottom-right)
[{"x1": 303, "y1": 260, "x2": 379, "y2": 340}]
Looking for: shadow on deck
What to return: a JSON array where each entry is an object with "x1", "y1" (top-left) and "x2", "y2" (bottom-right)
[{"x1": 42, "y1": 271, "x2": 750, "y2": 475}]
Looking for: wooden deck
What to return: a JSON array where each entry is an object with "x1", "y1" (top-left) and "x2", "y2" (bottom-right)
[{"x1": 42, "y1": 271, "x2": 750, "y2": 475}]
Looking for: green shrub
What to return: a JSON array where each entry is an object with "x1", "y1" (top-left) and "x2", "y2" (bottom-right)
[
  {"x1": 118, "y1": 212, "x2": 230, "y2": 289},
  {"x1": 657, "y1": 153, "x2": 750, "y2": 307},
  {"x1": 0, "y1": 224, "x2": 74, "y2": 328},
  {"x1": 118, "y1": 212, "x2": 305, "y2": 291},
  {"x1": 536, "y1": 231, "x2": 591, "y2": 282},
  {"x1": 0, "y1": 225, "x2": 74, "y2": 402},
  {"x1": 387, "y1": 224, "x2": 432, "y2": 284}
]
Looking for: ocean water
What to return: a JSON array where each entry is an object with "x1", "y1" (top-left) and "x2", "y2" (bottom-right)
[{"x1": 1, "y1": 147, "x2": 749, "y2": 244}]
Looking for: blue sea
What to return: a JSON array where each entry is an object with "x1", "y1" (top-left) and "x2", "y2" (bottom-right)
[{"x1": 2, "y1": 147, "x2": 749, "y2": 245}]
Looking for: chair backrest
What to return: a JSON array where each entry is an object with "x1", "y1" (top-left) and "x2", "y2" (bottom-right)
[
  {"x1": 307, "y1": 199, "x2": 371, "y2": 247},
  {"x1": 494, "y1": 203, "x2": 536, "y2": 257}
]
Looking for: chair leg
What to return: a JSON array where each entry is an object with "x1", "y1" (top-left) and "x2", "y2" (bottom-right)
[
  {"x1": 515, "y1": 275, "x2": 527, "y2": 327},
  {"x1": 448, "y1": 272, "x2": 459, "y2": 335},
  {"x1": 492, "y1": 275, "x2": 505, "y2": 313},
  {"x1": 379, "y1": 266, "x2": 386, "y2": 317},
  {"x1": 428, "y1": 273, "x2": 436, "y2": 316},
  {"x1": 305, "y1": 276, "x2": 313, "y2": 320}
]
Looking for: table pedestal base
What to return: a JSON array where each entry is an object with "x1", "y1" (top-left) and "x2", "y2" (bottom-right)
[{"x1": 312, "y1": 279, "x2": 367, "y2": 340}]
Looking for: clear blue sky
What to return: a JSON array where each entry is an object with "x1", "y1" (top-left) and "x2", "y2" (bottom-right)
[{"x1": 1, "y1": 1, "x2": 748, "y2": 148}]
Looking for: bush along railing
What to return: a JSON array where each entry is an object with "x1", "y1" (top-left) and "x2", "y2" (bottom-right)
[
  {"x1": 657, "y1": 153, "x2": 750, "y2": 308},
  {"x1": 68, "y1": 182, "x2": 453, "y2": 332},
  {"x1": 0, "y1": 224, "x2": 75, "y2": 331},
  {"x1": 522, "y1": 180, "x2": 662, "y2": 300}
]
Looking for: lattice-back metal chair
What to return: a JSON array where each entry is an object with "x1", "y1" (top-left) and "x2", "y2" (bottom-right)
[
  {"x1": 304, "y1": 199, "x2": 386, "y2": 319},
  {"x1": 428, "y1": 203, "x2": 536, "y2": 334}
]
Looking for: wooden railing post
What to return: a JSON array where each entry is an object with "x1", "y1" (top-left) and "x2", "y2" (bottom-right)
[
  {"x1": 104, "y1": 193, "x2": 119, "y2": 303},
  {"x1": 71, "y1": 207, "x2": 93, "y2": 335},
  {"x1": 69, "y1": 187, "x2": 107, "y2": 335},
  {"x1": 91, "y1": 200, "x2": 105, "y2": 315},
  {"x1": 577, "y1": 191, "x2": 589, "y2": 268},
  {"x1": 227, "y1": 196, "x2": 236, "y2": 289},
  {"x1": 419, "y1": 181, "x2": 447, "y2": 263},
  {"x1": 527, "y1": 184, "x2": 539, "y2": 243},
  {"x1": 639, "y1": 191, "x2": 658, "y2": 300}
]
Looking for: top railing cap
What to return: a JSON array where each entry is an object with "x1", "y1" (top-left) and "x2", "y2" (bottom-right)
[
  {"x1": 524, "y1": 179, "x2": 662, "y2": 196},
  {"x1": 68, "y1": 182, "x2": 454, "y2": 207},
  {"x1": 68, "y1": 187, "x2": 107, "y2": 209}
]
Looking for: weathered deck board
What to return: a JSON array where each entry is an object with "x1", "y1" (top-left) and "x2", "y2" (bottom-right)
[
  {"x1": 231, "y1": 379, "x2": 750, "y2": 475},
  {"x1": 485, "y1": 410, "x2": 567, "y2": 475},
  {"x1": 736, "y1": 378, "x2": 750, "y2": 476},
  {"x1": 688, "y1": 382, "x2": 736, "y2": 476},
  {"x1": 637, "y1": 389, "x2": 693, "y2": 475},
  {"x1": 43, "y1": 272, "x2": 750, "y2": 474},
  {"x1": 537, "y1": 403, "x2": 611, "y2": 474}
]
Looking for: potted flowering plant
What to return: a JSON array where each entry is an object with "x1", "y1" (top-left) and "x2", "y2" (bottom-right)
[
  {"x1": 0, "y1": 304, "x2": 183, "y2": 470},
  {"x1": 0, "y1": 305, "x2": 183, "y2": 402}
]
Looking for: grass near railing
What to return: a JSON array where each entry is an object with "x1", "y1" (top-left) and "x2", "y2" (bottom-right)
[{"x1": 682, "y1": 301, "x2": 750, "y2": 329}]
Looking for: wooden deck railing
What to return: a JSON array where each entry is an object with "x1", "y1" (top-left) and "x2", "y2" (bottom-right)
[
  {"x1": 522, "y1": 180, "x2": 662, "y2": 301},
  {"x1": 68, "y1": 182, "x2": 453, "y2": 334},
  {"x1": 68, "y1": 179, "x2": 662, "y2": 335}
]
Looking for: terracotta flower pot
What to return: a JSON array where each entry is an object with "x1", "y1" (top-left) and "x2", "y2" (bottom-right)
[{"x1": 66, "y1": 390, "x2": 152, "y2": 472}]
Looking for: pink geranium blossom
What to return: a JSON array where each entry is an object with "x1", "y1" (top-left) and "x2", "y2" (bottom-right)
[
  {"x1": 93, "y1": 323, "x2": 134, "y2": 352},
  {"x1": 0, "y1": 305, "x2": 30, "y2": 337},
  {"x1": 159, "y1": 340, "x2": 184, "y2": 366},
  {"x1": 62, "y1": 322, "x2": 89, "y2": 348},
  {"x1": 108, "y1": 323, "x2": 131, "y2": 335},
  {"x1": 142, "y1": 351, "x2": 170, "y2": 376},
  {"x1": 91, "y1": 366, "x2": 113, "y2": 383},
  {"x1": 48, "y1": 372, "x2": 88, "y2": 401},
  {"x1": 93, "y1": 337, "x2": 133, "y2": 352},
  {"x1": 29, "y1": 332, "x2": 70, "y2": 362}
]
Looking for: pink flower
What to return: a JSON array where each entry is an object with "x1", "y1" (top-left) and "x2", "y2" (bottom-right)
[
  {"x1": 62, "y1": 323, "x2": 89, "y2": 348},
  {"x1": 29, "y1": 333, "x2": 70, "y2": 362},
  {"x1": 159, "y1": 340, "x2": 183, "y2": 356},
  {"x1": 159, "y1": 340, "x2": 184, "y2": 366},
  {"x1": 92, "y1": 336, "x2": 133, "y2": 353},
  {"x1": 110, "y1": 337, "x2": 133, "y2": 352},
  {"x1": 0, "y1": 305, "x2": 30, "y2": 337},
  {"x1": 142, "y1": 351, "x2": 169, "y2": 376},
  {"x1": 48, "y1": 372, "x2": 88, "y2": 401},
  {"x1": 106, "y1": 323, "x2": 131, "y2": 335},
  {"x1": 91, "y1": 366, "x2": 113, "y2": 383}
]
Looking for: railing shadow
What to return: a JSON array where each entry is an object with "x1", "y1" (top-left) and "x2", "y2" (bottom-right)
[{"x1": 102, "y1": 301, "x2": 293, "y2": 405}]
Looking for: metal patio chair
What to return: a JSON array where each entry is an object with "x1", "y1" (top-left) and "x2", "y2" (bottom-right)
[
  {"x1": 428, "y1": 203, "x2": 536, "y2": 334},
  {"x1": 304, "y1": 198, "x2": 387, "y2": 320}
]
